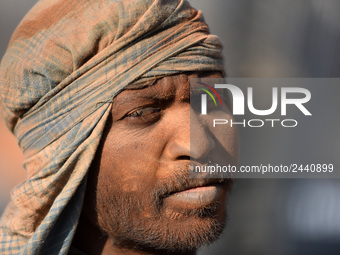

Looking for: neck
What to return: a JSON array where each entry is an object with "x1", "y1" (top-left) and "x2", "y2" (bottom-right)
[
  {"x1": 72, "y1": 214, "x2": 196, "y2": 255},
  {"x1": 102, "y1": 243, "x2": 196, "y2": 255}
]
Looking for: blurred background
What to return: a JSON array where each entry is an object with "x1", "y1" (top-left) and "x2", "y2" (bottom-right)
[{"x1": 1, "y1": 0, "x2": 340, "y2": 254}]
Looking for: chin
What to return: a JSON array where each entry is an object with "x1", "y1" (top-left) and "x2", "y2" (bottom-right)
[
  {"x1": 95, "y1": 176, "x2": 231, "y2": 254},
  {"x1": 109, "y1": 200, "x2": 228, "y2": 254}
]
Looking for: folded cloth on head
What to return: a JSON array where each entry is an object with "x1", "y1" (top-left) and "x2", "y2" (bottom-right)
[{"x1": 0, "y1": 0, "x2": 224, "y2": 254}]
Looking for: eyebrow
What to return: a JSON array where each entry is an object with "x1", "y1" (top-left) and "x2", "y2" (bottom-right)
[{"x1": 112, "y1": 86, "x2": 174, "y2": 110}]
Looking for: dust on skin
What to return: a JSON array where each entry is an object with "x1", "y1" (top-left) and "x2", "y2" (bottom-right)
[{"x1": 73, "y1": 72, "x2": 239, "y2": 255}]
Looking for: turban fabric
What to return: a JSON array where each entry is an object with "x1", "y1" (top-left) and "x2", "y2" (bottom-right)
[{"x1": 0, "y1": 0, "x2": 224, "y2": 254}]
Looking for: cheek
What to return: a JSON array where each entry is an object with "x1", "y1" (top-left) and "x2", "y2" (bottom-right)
[{"x1": 98, "y1": 127, "x2": 165, "y2": 193}]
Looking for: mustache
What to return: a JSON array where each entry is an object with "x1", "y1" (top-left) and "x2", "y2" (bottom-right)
[{"x1": 152, "y1": 164, "x2": 234, "y2": 206}]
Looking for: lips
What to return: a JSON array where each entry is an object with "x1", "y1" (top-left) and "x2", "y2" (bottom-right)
[
  {"x1": 167, "y1": 184, "x2": 223, "y2": 206},
  {"x1": 155, "y1": 162, "x2": 234, "y2": 210},
  {"x1": 163, "y1": 177, "x2": 233, "y2": 208},
  {"x1": 167, "y1": 178, "x2": 226, "y2": 194}
]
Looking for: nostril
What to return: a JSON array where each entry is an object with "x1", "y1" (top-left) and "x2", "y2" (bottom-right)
[{"x1": 177, "y1": 155, "x2": 190, "y2": 161}]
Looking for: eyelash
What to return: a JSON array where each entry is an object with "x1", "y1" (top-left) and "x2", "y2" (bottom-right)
[{"x1": 124, "y1": 107, "x2": 162, "y2": 124}]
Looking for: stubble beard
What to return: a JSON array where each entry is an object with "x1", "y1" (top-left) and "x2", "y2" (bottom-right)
[{"x1": 95, "y1": 175, "x2": 228, "y2": 254}]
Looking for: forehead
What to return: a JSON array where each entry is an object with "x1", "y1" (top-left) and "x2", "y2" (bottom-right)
[{"x1": 114, "y1": 72, "x2": 223, "y2": 102}]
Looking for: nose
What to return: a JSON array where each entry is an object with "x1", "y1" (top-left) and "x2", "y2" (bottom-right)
[{"x1": 166, "y1": 106, "x2": 215, "y2": 162}]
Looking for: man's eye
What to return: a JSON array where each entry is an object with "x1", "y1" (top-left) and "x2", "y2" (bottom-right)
[
  {"x1": 124, "y1": 107, "x2": 161, "y2": 125},
  {"x1": 127, "y1": 108, "x2": 160, "y2": 117}
]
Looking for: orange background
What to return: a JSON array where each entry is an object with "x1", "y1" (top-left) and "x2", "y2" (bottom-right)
[{"x1": 0, "y1": 119, "x2": 25, "y2": 206}]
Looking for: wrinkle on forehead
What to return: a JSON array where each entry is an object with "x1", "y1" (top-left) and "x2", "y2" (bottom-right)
[
  {"x1": 114, "y1": 74, "x2": 190, "y2": 104},
  {"x1": 115, "y1": 72, "x2": 224, "y2": 105},
  {"x1": 155, "y1": 74, "x2": 190, "y2": 101}
]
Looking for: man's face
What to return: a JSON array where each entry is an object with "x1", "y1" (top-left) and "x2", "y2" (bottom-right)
[{"x1": 86, "y1": 73, "x2": 239, "y2": 253}]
